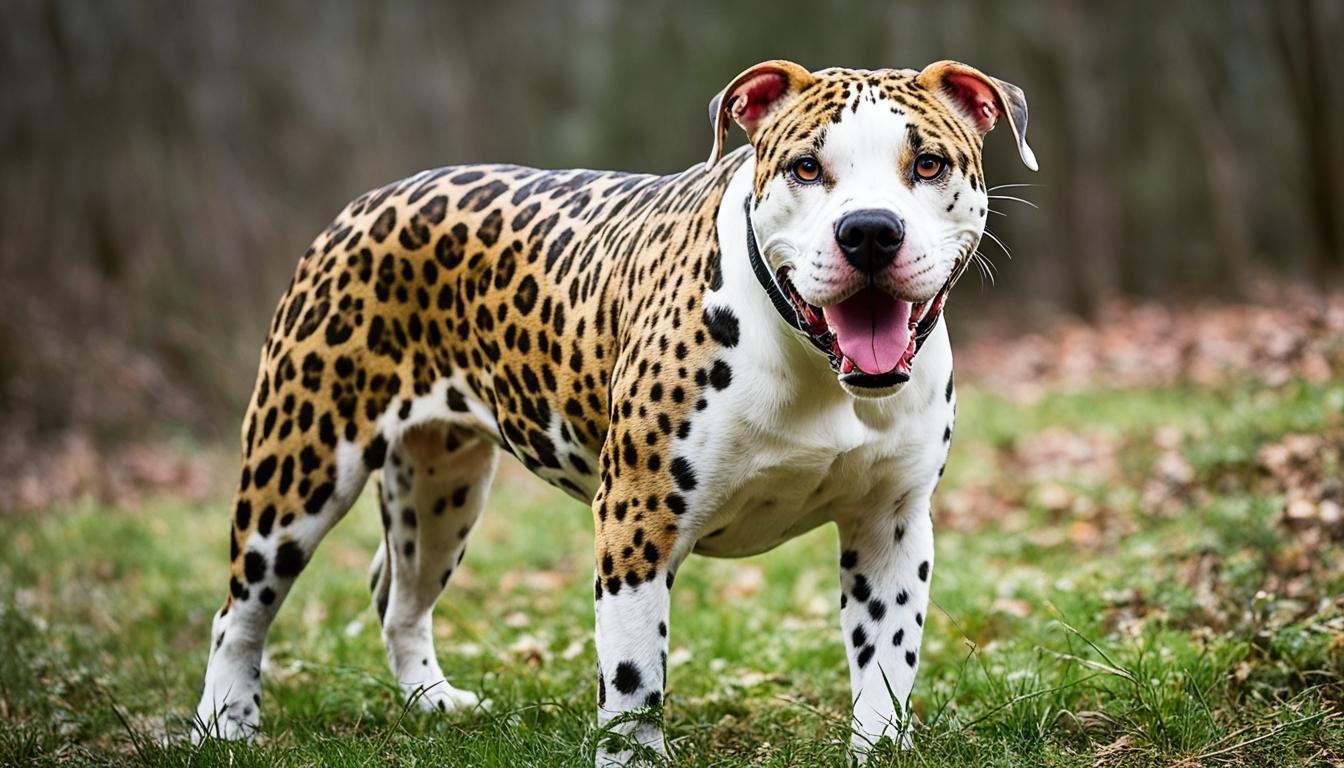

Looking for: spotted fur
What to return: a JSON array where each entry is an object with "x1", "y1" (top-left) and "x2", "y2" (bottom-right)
[{"x1": 194, "y1": 59, "x2": 1033, "y2": 765}]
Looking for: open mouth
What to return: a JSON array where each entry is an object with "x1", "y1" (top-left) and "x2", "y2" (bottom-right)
[{"x1": 777, "y1": 268, "x2": 953, "y2": 389}]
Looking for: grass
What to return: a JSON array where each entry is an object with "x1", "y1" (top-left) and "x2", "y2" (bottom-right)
[{"x1": 2, "y1": 377, "x2": 1342, "y2": 766}]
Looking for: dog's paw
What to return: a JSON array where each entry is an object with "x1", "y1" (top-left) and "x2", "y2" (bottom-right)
[
  {"x1": 404, "y1": 679, "x2": 484, "y2": 714},
  {"x1": 848, "y1": 729, "x2": 912, "y2": 764},
  {"x1": 192, "y1": 696, "x2": 260, "y2": 743}
]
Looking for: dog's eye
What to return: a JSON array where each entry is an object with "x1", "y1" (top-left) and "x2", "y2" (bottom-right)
[
  {"x1": 913, "y1": 154, "x2": 947, "y2": 181},
  {"x1": 790, "y1": 156, "x2": 823, "y2": 184}
]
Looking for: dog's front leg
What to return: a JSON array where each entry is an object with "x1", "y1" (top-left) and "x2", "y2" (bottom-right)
[
  {"x1": 837, "y1": 498, "x2": 934, "y2": 760},
  {"x1": 590, "y1": 481, "x2": 684, "y2": 766}
]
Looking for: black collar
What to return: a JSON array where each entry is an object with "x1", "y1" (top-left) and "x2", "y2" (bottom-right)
[{"x1": 741, "y1": 196, "x2": 836, "y2": 362}]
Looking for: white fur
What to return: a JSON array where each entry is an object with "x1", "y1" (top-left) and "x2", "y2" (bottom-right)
[{"x1": 754, "y1": 86, "x2": 986, "y2": 309}]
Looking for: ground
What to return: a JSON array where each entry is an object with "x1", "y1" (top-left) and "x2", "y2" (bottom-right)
[{"x1": 2, "y1": 294, "x2": 1343, "y2": 767}]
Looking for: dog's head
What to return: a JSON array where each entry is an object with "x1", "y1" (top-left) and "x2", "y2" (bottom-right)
[{"x1": 707, "y1": 60, "x2": 1036, "y2": 397}]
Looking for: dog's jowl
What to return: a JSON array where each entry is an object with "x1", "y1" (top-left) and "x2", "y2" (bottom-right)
[{"x1": 193, "y1": 59, "x2": 1035, "y2": 764}]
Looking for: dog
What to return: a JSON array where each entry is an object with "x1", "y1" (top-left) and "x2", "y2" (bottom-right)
[{"x1": 193, "y1": 58, "x2": 1035, "y2": 764}]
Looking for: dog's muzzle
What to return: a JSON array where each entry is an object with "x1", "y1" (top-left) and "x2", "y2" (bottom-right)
[{"x1": 742, "y1": 198, "x2": 959, "y2": 389}]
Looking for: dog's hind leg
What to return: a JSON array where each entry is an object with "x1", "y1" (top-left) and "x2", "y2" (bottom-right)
[
  {"x1": 194, "y1": 402, "x2": 372, "y2": 741},
  {"x1": 372, "y1": 423, "x2": 497, "y2": 713}
]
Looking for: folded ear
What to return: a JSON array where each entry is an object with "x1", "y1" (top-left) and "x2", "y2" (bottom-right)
[
  {"x1": 917, "y1": 60, "x2": 1038, "y2": 171},
  {"x1": 705, "y1": 60, "x2": 815, "y2": 171}
]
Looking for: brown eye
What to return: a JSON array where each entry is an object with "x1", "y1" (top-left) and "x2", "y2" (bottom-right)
[
  {"x1": 914, "y1": 154, "x2": 947, "y2": 181},
  {"x1": 791, "y1": 155, "x2": 823, "y2": 184}
]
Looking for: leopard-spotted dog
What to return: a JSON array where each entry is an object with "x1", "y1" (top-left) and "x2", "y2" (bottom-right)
[{"x1": 193, "y1": 59, "x2": 1036, "y2": 764}]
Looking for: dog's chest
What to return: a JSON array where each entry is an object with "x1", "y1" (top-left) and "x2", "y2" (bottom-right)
[{"x1": 688, "y1": 330, "x2": 954, "y2": 558}]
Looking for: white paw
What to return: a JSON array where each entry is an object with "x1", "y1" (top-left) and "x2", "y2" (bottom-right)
[
  {"x1": 192, "y1": 695, "x2": 260, "y2": 743},
  {"x1": 404, "y1": 679, "x2": 483, "y2": 714},
  {"x1": 848, "y1": 727, "x2": 912, "y2": 764}
]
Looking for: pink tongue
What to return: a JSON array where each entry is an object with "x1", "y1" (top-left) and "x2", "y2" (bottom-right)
[{"x1": 823, "y1": 287, "x2": 912, "y2": 375}]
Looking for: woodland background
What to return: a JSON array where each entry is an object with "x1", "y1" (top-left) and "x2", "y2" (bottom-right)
[
  {"x1": 1, "y1": 0, "x2": 1342, "y2": 451},
  {"x1": 3, "y1": 3, "x2": 1344, "y2": 765}
]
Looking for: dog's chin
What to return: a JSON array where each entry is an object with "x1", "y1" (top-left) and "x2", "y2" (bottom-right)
[{"x1": 777, "y1": 268, "x2": 952, "y2": 398}]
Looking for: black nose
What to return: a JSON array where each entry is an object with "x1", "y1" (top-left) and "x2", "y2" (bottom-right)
[{"x1": 835, "y1": 209, "x2": 905, "y2": 274}]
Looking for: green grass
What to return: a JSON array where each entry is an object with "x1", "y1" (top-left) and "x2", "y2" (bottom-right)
[{"x1": 2, "y1": 378, "x2": 1342, "y2": 766}]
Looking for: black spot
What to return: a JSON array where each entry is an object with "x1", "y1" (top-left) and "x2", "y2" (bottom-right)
[
  {"x1": 708, "y1": 360, "x2": 732, "y2": 390},
  {"x1": 868, "y1": 600, "x2": 886, "y2": 621},
  {"x1": 452, "y1": 485, "x2": 469, "y2": 507},
  {"x1": 852, "y1": 626, "x2": 867, "y2": 648},
  {"x1": 658, "y1": 621, "x2": 667, "y2": 637},
  {"x1": 259, "y1": 587, "x2": 275, "y2": 605},
  {"x1": 404, "y1": 540, "x2": 416, "y2": 557},
  {"x1": 459, "y1": 179, "x2": 508, "y2": 212},
  {"x1": 840, "y1": 550, "x2": 858, "y2": 570},
  {"x1": 918, "y1": 561, "x2": 930, "y2": 581},
  {"x1": 915, "y1": 612, "x2": 923, "y2": 626},
  {"x1": 943, "y1": 425, "x2": 952, "y2": 442},
  {"x1": 370, "y1": 207, "x2": 397, "y2": 243},
  {"x1": 305, "y1": 482, "x2": 334, "y2": 515},
  {"x1": 703, "y1": 306, "x2": 740, "y2": 347},
  {"x1": 905, "y1": 650, "x2": 917, "y2": 667},
  {"x1": 244, "y1": 551, "x2": 267, "y2": 583},
  {"x1": 273, "y1": 541, "x2": 307, "y2": 578},
  {"x1": 893, "y1": 628, "x2": 905, "y2": 647},
  {"x1": 665, "y1": 493, "x2": 686, "y2": 515},
  {"x1": 257, "y1": 505, "x2": 276, "y2": 537},
  {"x1": 668, "y1": 457, "x2": 697, "y2": 490},
  {"x1": 447, "y1": 387, "x2": 469, "y2": 412},
  {"x1": 946, "y1": 372, "x2": 955, "y2": 402},
  {"x1": 645, "y1": 691, "x2": 662, "y2": 708},
  {"x1": 235, "y1": 500, "x2": 252, "y2": 530},
  {"x1": 852, "y1": 574, "x2": 872, "y2": 602},
  {"x1": 364, "y1": 434, "x2": 388, "y2": 469},
  {"x1": 896, "y1": 590, "x2": 909, "y2": 605},
  {"x1": 253, "y1": 456, "x2": 277, "y2": 488},
  {"x1": 857, "y1": 645, "x2": 875, "y2": 668},
  {"x1": 613, "y1": 662, "x2": 642, "y2": 694}
]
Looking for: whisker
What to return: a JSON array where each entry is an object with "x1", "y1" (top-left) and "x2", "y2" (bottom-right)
[
  {"x1": 971, "y1": 250, "x2": 997, "y2": 288},
  {"x1": 987, "y1": 183, "x2": 1043, "y2": 192},
  {"x1": 986, "y1": 194, "x2": 1038, "y2": 209},
  {"x1": 987, "y1": 207, "x2": 1007, "y2": 217},
  {"x1": 974, "y1": 250, "x2": 999, "y2": 277},
  {"x1": 982, "y1": 229, "x2": 1013, "y2": 260}
]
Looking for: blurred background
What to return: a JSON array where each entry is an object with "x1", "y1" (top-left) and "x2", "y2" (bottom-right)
[
  {"x1": 2, "y1": 5, "x2": 1344, "y2": 762},
  {"x1": 1, "y1": 0, "x2": 1341, "y2": 460}
]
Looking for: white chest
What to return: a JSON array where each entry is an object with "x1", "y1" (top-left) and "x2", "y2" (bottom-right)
[
  {"x1": 688, "y1": 324, "x2": 955, "y2": 558},
  {"x1": 678, "y1": 160, "x2": 957, "y2": 558}
]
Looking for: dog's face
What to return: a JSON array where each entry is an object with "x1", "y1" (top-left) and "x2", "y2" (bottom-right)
[{"x1": 707, "y1": 60, "x2": 1036, "y2": 397}]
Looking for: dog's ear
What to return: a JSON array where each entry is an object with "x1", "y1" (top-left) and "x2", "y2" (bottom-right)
[
  {"x1": 706, "y1": 60, "x2": 815, "y2": 171},
  {"x1": 916, "y1": 60, "x2": 1037, "y2": 171}
]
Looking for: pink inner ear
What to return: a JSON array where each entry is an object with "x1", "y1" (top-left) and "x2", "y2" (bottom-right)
[
  {"x1": 945, "y1": 73, "x2": 999, "y2": 133},
  {"x1": 731, "y1": 71, "x2": 789, "y2": 129}
]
